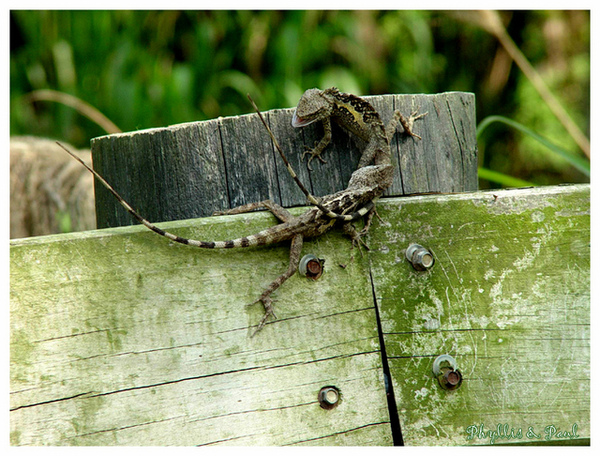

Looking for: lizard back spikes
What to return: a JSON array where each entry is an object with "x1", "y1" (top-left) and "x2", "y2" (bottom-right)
[{"x1": 292, "y1": 86, "x2": 426, "y2": 170}]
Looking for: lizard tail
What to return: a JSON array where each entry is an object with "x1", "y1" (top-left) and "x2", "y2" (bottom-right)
[{"x1": 56, "y1": 142, "x2": 283, "y2": 249}]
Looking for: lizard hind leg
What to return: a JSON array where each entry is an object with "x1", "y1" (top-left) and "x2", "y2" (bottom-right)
[
  {"x1": 214, "y1": 200, "x2": 294, "y2": 223},
  {"x1": 249, "y1": 234, "x2": 304, "y2": 336},
  {"x1": 342, "y1": 222, "x2": 370, "y2": 258}
]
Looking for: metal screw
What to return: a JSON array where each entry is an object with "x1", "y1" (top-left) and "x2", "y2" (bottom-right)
[
  {"x1": 318, "y1": 386, "x2": 340, "y2": 409},
  {"x1": 299, "y1": 254, "x2": 325, "y2": 280},
  {"x1": 438, "y1": 368, "x2": 463, "y2": 390},
  {"x1": 405, "y1": 244, "x2": 434, "y2": 271},
  {"x1": 432, "y1": 354, "x2": 462, "y2": 391}
]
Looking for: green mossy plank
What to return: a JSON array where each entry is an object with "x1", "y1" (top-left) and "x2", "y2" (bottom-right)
[
  {"x1": 10, "y1": 208, "x2": 391, "y2": 446},
  {"x1": 368, "y1": 184, "x2": 590, "y2": 446},
  {"x1": 11, "y1": 184, "x2": 589, "y2": 446}
]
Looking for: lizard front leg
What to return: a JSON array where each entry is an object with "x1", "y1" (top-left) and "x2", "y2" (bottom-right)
[
  {"x1": 340, "y1": 203, "x2": 384, "y2": 254},
  {"x1": 249, "y1": 233, "x2": 304, "y2": 336},
  {"x1": 303, "y1": 117, "x2": 332, "y2": 170},
  {"x1": 359, "y1": 205, "x2": 379, "y2": 236},
  {"x1": 387, "y1": 109, "x2": 428, "y2": 141}
]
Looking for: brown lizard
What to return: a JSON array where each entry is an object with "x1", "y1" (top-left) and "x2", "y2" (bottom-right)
[
  {"x1": 292, "y1": 87, "x2": 427, "y2": 235},
  {"x1": 292, "y1": 87, "x2": 426, "y2": 170},
  {"x1": 57, "y1": 140, "x2": 380, "y2": 336},
  {"x1": 58, "y1": 91, "x2": 425, "y2": 335}
]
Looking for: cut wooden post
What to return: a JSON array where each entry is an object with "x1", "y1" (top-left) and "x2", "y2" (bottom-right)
[{"x1": 91, "y1": 92, "x2": 477, "y2": 228}]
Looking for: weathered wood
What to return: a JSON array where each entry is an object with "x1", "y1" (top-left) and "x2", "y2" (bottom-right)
[
  {"x1": 91, "y1": 92, "x2": 477, "y2": 229},
  {"x1": 11, "y1": 184, "x2": 588, "y2": 446},
  {"x1": 91, "y1": 120, "x2": 229, "y2": 229},
  {"x1": 368, "y1": 184, "x2": 590, "y2": 446},
  {"x1": 10, "y1": 207, "x2": 391, "y2": 446}
]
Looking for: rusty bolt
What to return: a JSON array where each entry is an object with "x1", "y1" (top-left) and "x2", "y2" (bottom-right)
[
  {"x1": 405, "y1": 244, "x2": 435, "y2": 271},
  {"x1": 438, "y1": 368, "x2": 463, "y2": 390},
  {"x1": 432, "y1": 354, "x2": 462, "y2": 391},
  {"x1": 299, "y1": 254, "x2": 325, "y2": 280},
  {"x1": 318, "y1": 386, "x2": 340, "y2": 410}
]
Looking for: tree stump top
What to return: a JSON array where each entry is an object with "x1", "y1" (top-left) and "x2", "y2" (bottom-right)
[{"x1": 91, "y1": 92, "x2": 477, "y2": 229}]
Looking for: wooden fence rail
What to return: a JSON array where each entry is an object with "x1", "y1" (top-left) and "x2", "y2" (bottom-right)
[{"x1": 10, "y1": 184, "x2": 589, "y2": 446}]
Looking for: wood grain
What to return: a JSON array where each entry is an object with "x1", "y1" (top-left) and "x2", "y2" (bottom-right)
[
  {"x1": 10, "y1": 207, "x2": 390, "y2": 446},
  {"x1": 91, "y1": 92, "x2": 477, "y2": 229}
]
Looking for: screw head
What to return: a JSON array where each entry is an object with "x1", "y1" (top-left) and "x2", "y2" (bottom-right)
[
  {"x1": 405, "y1": 244, "x2": 435, "y2": 271},
  {"x1": 299, "y1": 254, "x2": 325, "y2": 280},
  {"x1": 438, "y1": 368, "x2": 463, "y2": 390},
  {"x1": 318, "y1": 386, "x2": 340, "y2": 409},
  {"x1": 433, "y1": 354, "x2": 462, "y2": 391},
  {"x1": 445, "y1": 370, "x2": 461, "y2": 387}
]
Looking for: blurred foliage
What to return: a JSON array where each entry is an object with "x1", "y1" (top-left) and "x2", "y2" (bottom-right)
[
  {"x1": 10, "y1": 10, "x2": 589, "y2": 188},
  {"x1": 477, "y1": 116, "x2": 589, "y2": 176}
]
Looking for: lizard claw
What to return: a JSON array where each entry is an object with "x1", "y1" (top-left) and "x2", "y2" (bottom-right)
[
  {"x1": 248, "y1": 296, "x2": 277, "y2": 337},
  {"x1": 400, "y1": 108, "x2": 428, "y2": 140},
  {"x1": 348, "y1": 226, "x2": 370, "y2": 256},
  {"x1": 302, "y1": 143, "x2": 327, "y2": 171},
  {"x1": 354, "y1": 234, "x2": 370, "y2": 256},
  {"x1": 346, "y1": 233, "x2": 368, "y2": 262},
  {"x1": 342, "y1": 222, "x2": 370, "y2": 258}
]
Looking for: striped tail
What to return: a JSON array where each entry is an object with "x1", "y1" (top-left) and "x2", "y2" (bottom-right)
[{"x1": 57, "y1": 142, "x2": 285, "y2": 249}]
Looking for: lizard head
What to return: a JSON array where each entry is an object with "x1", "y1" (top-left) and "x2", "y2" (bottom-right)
[{"x1": 292, "y1": 88, "x2": 333, "y2": 128}]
